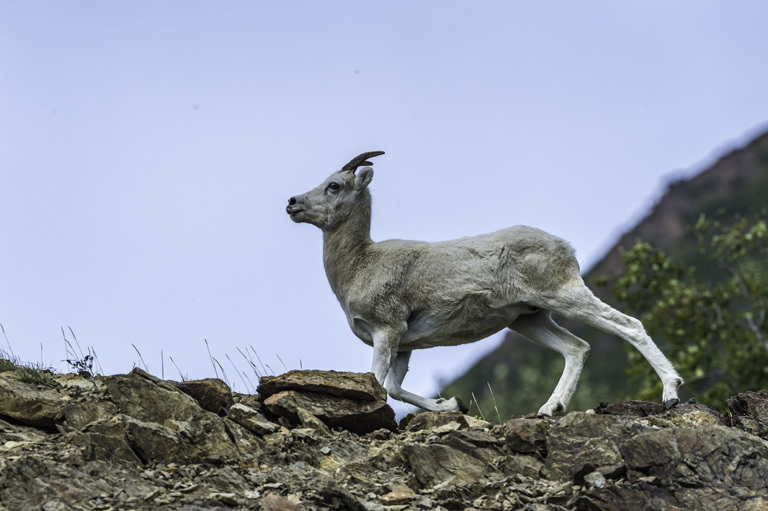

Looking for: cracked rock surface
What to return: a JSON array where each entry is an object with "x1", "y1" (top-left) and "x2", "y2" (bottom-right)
[{"x1": 1, "y1": 367, "x2": 767, "y2": 510}]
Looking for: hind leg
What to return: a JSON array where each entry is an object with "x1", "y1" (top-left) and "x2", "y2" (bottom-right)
[
  {"x1": 511, "y1": 310, "x2": 591, "y2": 415},
  {"x1": 547, "y1": 285, "x2": 683, "y2": 409}
]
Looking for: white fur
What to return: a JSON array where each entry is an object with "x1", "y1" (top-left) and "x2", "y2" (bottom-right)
[{"x1": 286, "y1": 152, "x2": 682, "y2": 415}]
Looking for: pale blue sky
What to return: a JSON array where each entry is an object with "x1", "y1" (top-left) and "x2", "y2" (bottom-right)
[{"x1": 2, "y1": 2, "x2": 768, "y2": 414}]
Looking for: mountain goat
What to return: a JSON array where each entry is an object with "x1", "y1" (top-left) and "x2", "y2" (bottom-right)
[{"x1": 286, "y1": 151, "x2": 682, "y2": 415}]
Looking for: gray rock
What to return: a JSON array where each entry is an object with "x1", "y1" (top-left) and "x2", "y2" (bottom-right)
[
  {"x1": 728, "y1": 390, "x2": 768, "y2": 432},
  {"x1": 263, "y1": 389, "x2": 396, "y2": 434},
  {"x1": 258, "y1": 369, "x2": 387, "y2": 402},
  {"x1": 399, "y1": 410, "x2": 469, "y2": 432},
  {"x1": 61, "y1": 400, "x2": 118, "y2": 431},
  {"x1": 0, "y1": 375, "x2": 64, "y2": 429},
  {"x1": 583, "y1": 470, "x2": 607, "y2": 489},
  {"x1": 0, "y1": 418, "x2": 46, "y2": 445},
  {"x1": 543, "y1": 412, "x2": 647, "y2": 481},
  {"x1": 223, "y1": 417, "x2": 265, "y2": 455},
  {"x1": 103, "y1": 368, "x2": 241, "y2": 462},
  {"x1": 260, "y1": 493, "x2": 300, "y2": 511},
  {"x1": 498, "y1": 454, "x2": 544, "y2": 478},
  {"x1": 594, "y1": 400, "x2": 665, "y2": 416},
  {"x1": 104, "y1": 368, "x2": 200, "y2": 423},
  {"x1": 402, "y1": 442, "x2": 494, "y2": 488},
  {"x1": 174, "y1": 378, "x2": 234, "y2": 417},
  {"x1": 228, "y1": 403, "x2": 280, "y2": 435},
  {"x1": 123, "y1": 414, "x2": 196, "y2": 464},
  {"x1": 619, "y1": 425, "x2": 768, "y2": 490},
  {"x1": 73, "y1": 416, "x2": 142, "y2": 464},
  {"x1": 504, "y1": 417, "x2": 550, "y2": 455}
]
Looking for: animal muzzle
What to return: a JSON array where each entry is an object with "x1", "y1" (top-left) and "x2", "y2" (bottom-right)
[{"x1": 286, "y1": 196, "x2": 303, "y2": 215}]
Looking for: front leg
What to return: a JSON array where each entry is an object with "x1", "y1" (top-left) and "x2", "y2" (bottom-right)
[
  {"x1": 370, "y1": 327, "x2": 468, "y2": 413},
  {"x1": 385, "y1": 351, "x2": 468, "y2": 413},
  {"x1": 370, "y1": 327, "x2": 402, "y2": 384}
]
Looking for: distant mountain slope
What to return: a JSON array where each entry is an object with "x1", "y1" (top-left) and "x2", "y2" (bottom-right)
[
  {"x1": 590, "y1": 129, "x2": 768, "y2": 283},
  {"x1": 441, "y1": 129, "x2": 768, "y2": 417}
]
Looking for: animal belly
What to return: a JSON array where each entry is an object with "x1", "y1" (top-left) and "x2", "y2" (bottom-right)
[{"x1": 400, "y1": 307, "x2": 522, "y2": 349}]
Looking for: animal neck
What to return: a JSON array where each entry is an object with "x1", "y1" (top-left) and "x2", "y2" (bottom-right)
[{"x1": 322, "y1": 192, "x2": 373, "y2": 298}]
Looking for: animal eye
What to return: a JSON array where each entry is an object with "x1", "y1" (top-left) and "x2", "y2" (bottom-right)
[{"x1": 327, "y1": 182, "x2": 340, "y2": 192}]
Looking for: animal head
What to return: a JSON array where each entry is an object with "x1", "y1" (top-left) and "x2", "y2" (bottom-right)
[{"x1": 286, "y1": 151, "x2": 384, "y2": 231}]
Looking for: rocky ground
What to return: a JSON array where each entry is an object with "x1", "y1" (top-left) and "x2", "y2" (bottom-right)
[{"x1": 1, "y1": 366, "x2": 767, "y2": 511}]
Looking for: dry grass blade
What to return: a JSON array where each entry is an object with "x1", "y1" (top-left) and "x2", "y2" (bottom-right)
[
  {"x1": 131, "y1": 344, "x2": 149, "y2": 372},
  {"x1": 204, "y1": 339, "x2": 218, "y2": 379}
]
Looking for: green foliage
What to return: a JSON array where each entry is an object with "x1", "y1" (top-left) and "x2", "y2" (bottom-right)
[
  {"x1": 613, "y1": 212, "x2": 768, "y2": 407},
  {"x1": 0, "y1": 356, "x2": 56, "y2": 385},
  {"x1": 0, "y1": 357, "x2": 18, "y2": 373},
  {"x1": 1, "y1": 325, "x2": 57, "y2": 384}
]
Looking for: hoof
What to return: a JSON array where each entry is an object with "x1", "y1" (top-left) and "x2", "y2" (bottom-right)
[
  {"x1": 537, "y1": 402, "x2": 564, "y2": 416},
  {"x1": 663, "y1": 398, "x2": 679, "y2": 410},
  {"x1": 455, "y1": 397, "x2": 469, "y2": 414}
]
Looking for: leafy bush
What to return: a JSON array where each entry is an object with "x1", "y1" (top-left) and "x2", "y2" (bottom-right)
[{"x1": 612, "y1": 213, "x2": 768, "y2": 407}]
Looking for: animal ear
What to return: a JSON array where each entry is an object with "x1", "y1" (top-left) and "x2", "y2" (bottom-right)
[{"x1": 354, "y1": 167, "x2": 374, "y2": 191}]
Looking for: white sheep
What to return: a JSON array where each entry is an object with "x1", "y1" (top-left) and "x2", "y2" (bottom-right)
[{"x1": 286, "y1": 151, "x2": 682, "y2": 415}]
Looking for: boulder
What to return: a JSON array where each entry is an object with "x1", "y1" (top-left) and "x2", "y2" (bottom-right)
[
  {"x1": 619, "y1": 425, "x2": 768, "y2": 489},
  {"x1": 103, "y1": 368, "x2": 200, "y2": 423},
  {"x1": 263, "y1": 390, "x2": 396, "y2": 435},
  {"x1": 728, "y1": 390, "x2": 768, "y2": 432},
  {"x1": 257, "y1": 369, "x2": 386, "y2": 402},
  {"x1": 257, "y1": 369, "x2": 395, "y2": 435},
  {"x1": 543, "y1": 412, "x2": 647, "y2": 481},
  {"x1": 174, "y1": 378, "x2": 234, "y2": 416},
  {"x1": 504, "y1": 417, "x2": 550, "y2": 455},
  {"x1": 123, "y1": 415, "x2": 196, "y2": 464},
  {"x1": 73, "y1": 416, "x2": 142, "y2": 464},
  {"x1": 402, "y1": 442, "x2": 497, "y2": 488},
  {"x1": 103, "y1": 367, "x2": 242, "y2": 462},
  {"x1": 0, "y1": 374, "x2": 64, "y2": 429}
]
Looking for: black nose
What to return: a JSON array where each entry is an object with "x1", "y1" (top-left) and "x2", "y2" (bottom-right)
[{"x1": 288, "y1": 197, "x2": 297, "y2": 206}]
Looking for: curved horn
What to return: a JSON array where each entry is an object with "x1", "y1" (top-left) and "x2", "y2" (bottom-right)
[{"x1": 341, "y1": 151, "x2": 385, "y2": 172}]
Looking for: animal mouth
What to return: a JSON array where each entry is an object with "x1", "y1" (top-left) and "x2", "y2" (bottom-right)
[{"x1": 286, "y1": 206, "x2": 305, "y2": 220}]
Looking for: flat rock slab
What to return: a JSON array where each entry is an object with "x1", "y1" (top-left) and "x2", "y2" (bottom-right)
[
  {"x1": 263, "y1": 390, "x2": 395, "y2": 435},
  {"x1": 595, "y1": 399, "x2": 726, "y2": 425},
  {"x1": 399, "y1": 411, "x2": 469, "y2": 432},
  {"x1": 258, "y1": 370, "x2": 386, "y2": 402},
  {"x1": 229, "y1": 403, "x2": 280, "y2": 435},
  {"x1": 594, "y1": 400, "x2": 665, "y2": 417},
  {"x1": 0, "y1": 375, "x2": 64, "y2": 429}
]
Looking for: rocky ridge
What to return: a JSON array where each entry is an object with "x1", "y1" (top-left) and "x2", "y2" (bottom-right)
[{"x1": 1, "y1": 367, "x2": 767, "y2": 511}]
